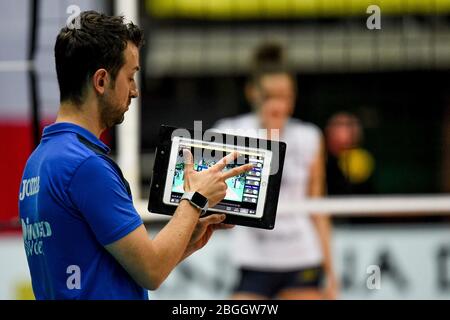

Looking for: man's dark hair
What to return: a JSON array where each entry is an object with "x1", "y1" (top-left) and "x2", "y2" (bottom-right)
[{"x1": 55, "y1": 11, "x2": 144, "y2": 105}]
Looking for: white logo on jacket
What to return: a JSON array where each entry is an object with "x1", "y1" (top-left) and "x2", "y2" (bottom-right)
[{"x1": 19, "y1": 176, "x2": 40, "y2": 201}]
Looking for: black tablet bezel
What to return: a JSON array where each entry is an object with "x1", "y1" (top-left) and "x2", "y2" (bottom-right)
[{"x1": 148, "y1": 125, "x2": 287, "y2": 230}]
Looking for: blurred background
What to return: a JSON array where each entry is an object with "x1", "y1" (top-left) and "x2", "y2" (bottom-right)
[{"x1": 1, "y1": 0, "x2": 450, "y2": 299}]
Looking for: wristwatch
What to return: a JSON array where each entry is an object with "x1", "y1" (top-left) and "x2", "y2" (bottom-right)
[{"x1": 181, "y1": 191, "x2": 209, "y2": 216}]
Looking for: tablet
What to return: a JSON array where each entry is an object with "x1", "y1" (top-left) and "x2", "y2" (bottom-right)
[
  {"x1": 148, "y1": 125, "x2": 287, "y2": 229},
  {"x1": 163, "y1": 136, "x2": 272, "y2": 219}
]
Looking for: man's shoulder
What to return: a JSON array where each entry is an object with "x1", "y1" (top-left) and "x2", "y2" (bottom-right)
[
  {"x1": 28, "y1": 133, "x2": 111, "y2": 186},
  {"x1": 44, "y1": 133, "x2": 99, "y2": 170},
  {"x1": 74, "y1": 153, "x2": 120, "y2": 180}
]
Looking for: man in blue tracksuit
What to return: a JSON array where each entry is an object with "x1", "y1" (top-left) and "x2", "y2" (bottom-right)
[{"x1": 18, "y1": 11, "x2": 252, "y2": 300}]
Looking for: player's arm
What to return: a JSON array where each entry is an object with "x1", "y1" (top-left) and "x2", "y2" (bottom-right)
[
  {"x1": 106, "y1": 151, "x2": 252, "y2": 290},
  {"x1": 308, "y1": 136, "x2": 339, "y2": 299}
]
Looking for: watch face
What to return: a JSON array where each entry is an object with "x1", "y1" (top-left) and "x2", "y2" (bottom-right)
[{"x1": 192, "y1": 192, "x2": 208, "y2": 208}]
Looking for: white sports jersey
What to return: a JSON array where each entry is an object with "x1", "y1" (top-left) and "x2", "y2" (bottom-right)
[{"x1": 214, "y1": 113, "x2": 324, "y2": 270}]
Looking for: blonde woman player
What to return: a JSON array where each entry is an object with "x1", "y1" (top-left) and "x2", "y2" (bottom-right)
[{"x1": 213, "y1": 44, "x2": 338, "y2": 300}]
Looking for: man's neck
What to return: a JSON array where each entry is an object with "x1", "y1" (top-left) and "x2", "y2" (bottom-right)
[{"x1": 56, "y1": 101, "x2": 104, "y2": 138}]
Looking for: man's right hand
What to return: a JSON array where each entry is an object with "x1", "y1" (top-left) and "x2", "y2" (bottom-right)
[{"x1": 182, "y1": 149, "x2": 254, "y2": 207}]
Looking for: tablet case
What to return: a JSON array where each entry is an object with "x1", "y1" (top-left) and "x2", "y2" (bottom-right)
[{"x1": 148, "y1": 125, "x2": 287, "y2": 230}]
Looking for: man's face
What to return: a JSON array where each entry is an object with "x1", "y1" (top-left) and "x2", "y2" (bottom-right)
[
  {"x1": 254, "y1": 73, "x2": 295, "y2": 131},
  {"x1": 100, "y1": 42, "x2": 140, "y2": 128}
]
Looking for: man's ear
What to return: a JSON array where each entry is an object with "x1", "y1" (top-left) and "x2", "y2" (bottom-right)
[{"x1": 93, "y1": 69, "x2": 108, "y2": 95}]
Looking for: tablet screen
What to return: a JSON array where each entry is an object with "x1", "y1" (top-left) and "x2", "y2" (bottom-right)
[{"x1": 163, "y1": 137, "x2": 271, "y2": 218}]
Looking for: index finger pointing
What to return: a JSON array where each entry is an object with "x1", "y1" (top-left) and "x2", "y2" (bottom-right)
[{"x1": 222, "y1": 163, "x2": 254, "y2": 180}]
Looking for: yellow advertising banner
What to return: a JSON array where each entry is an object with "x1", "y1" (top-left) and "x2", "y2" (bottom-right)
[{"x1": 146, "y1": 0, "x2": 450, "y2": 19}]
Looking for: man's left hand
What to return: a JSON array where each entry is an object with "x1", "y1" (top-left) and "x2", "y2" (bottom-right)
[{"x1": 182, "y1": 214, "x2": 234, "y2": 260}]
